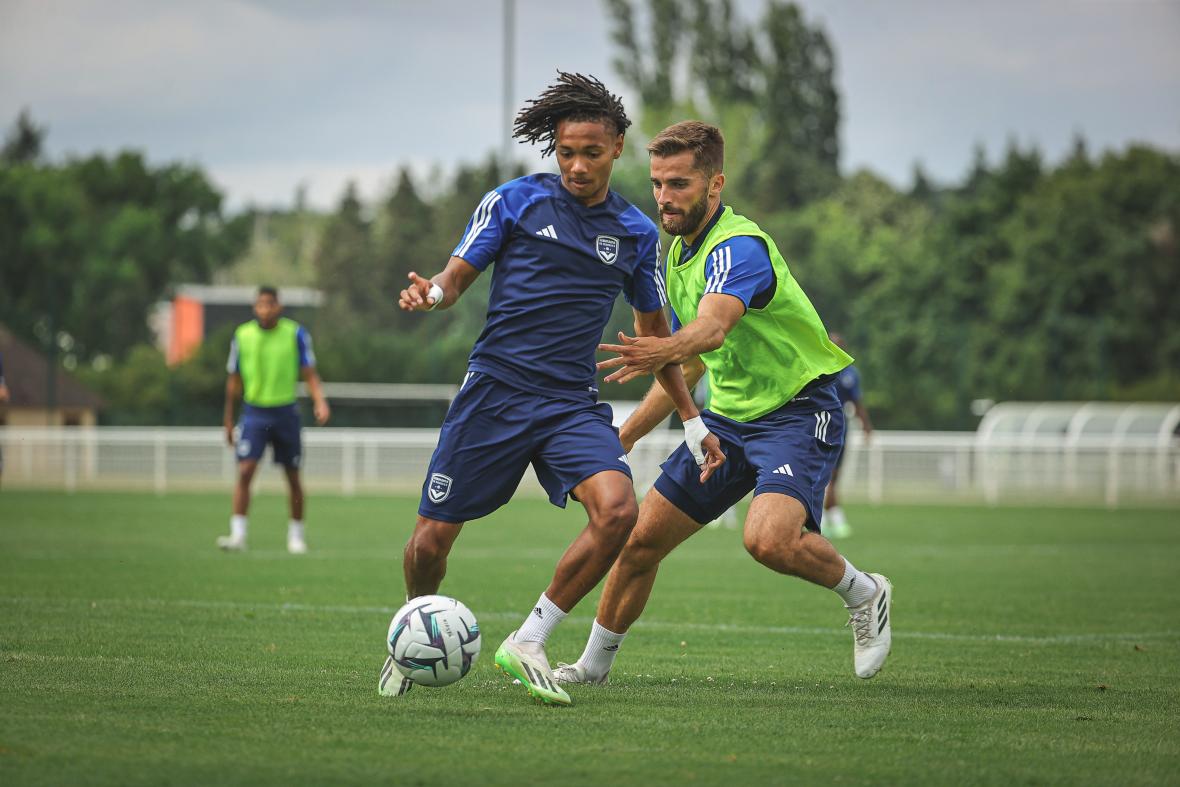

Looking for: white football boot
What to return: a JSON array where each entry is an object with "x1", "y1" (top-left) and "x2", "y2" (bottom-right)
[
  {"x1": 378, "y1": 655, "x2": 414, "y2": 697},
  {"x1": 552, "y1": 661, "x2": 609, "y2": 686},
  {"x1": 216, "y1": 534, "x2": 247, "y2": 552},
  {"x1": 287, "y1": 533, "x2": 308, "y2": 555},
  {"x1": 847, "y1": 573, "x2": 892, "y2": 679}
]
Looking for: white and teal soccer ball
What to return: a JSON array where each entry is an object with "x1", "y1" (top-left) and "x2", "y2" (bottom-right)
[{"x1": 387, "y1": 595, "x2": 482, "y2": 687}]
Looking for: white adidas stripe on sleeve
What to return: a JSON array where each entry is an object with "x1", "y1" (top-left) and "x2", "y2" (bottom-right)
[{"x1": 455, "y1": 191, "x2": 502, "y2": 257}]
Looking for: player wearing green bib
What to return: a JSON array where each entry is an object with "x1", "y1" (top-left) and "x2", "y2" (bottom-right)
[
  {"x1": 217, "y1": 286, "x2": 330, "y2": 554},
  {"x1": 556, "y1": 121, "x2": 893, "y2": 685}
]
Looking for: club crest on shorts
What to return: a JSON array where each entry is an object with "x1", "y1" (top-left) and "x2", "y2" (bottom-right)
[
  {"x1": 595, "y1": 235, "x2": 619, "y2": 264},
  {"x1": 428, "y1": 472, "x2": 453, "y2": 503}
]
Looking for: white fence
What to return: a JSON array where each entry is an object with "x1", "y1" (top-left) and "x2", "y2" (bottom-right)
[{"x1": 2, "y1": 426, "x2": 1177, "y2": 508}]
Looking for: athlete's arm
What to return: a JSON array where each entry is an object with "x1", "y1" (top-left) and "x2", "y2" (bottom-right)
[
  {"x1": 631, "y1": 310, "x2": 724, "y2": 480},
  {"x1": 617, "y1": 356, "x2": 706, "y2": 452},
  {"x1": 399, "y1": 256, "x2": 481, "y2": 312},
  {"x1": 301, "y1": 366, "x2": 331, "y2": 425},
  {"x1": 853, "y1": 399, "x2": 874, "y2": 442},
  {"x1": 598, "y1": 293, "x2": 745, "y2": 384},
  {"x1": 223, "y1": 373, "x2": 242, "y2": 447}
]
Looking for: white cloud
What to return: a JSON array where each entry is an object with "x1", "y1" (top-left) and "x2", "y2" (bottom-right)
[{"x1": 2, "y1": 0, "x2": 1175, "y2": 203}]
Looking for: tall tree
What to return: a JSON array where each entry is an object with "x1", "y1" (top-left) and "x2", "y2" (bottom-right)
[
  {"x1": 1, "y1": 109, "x2": 44, "y2": 165},
  {"x1": 314, "y1": 182, "x2": 380, "y2": 323},
  {"x1": 0, "y1": 116, "x2": 240, "y2": 364},
  {"x1": 606, "y1": 0, "x2": 841, "y2": 206}
]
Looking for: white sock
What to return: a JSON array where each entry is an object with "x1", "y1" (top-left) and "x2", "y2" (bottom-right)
[
  {"x1": 827, "y1": 505, "x2": 848, "y2": 526},
  {"x1": 515, "y1": 593, "x2": 567, "y2": 644},
  {"x1": 230, "y1": 515, "x2": 247, "y2": 540},
  {"x1": 578, "y1": 619, "x2": 626, "y2": 678},
  {"x1": 288, "y1": 519, "x2": 304, "y2": 540},
  {"x1": 833, "y1": 558, "x2": 877, "y2": 607}
]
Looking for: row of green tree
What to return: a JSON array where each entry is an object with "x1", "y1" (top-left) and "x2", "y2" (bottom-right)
[{"x1": 3, "y1": 0, "x2": 1177, "y2": 429}]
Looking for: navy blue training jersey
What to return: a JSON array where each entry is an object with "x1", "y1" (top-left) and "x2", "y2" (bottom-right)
[
  {"x1": 452, "y1": 173, "x2": 665, "y2": 397},
  {"x1": 836, "y1": 365, "x2": 862, "y2": 405}
]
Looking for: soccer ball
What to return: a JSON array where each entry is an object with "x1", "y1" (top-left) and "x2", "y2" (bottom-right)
[{"x1": 387, "y1": 595, "x2": 482, "y2": 687}]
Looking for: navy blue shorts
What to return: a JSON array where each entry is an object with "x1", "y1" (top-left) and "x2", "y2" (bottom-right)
[
  {"x1": 419, "y1": 372, "x2": 632, "y2": 523},
  {"x1": 654, "y1": 381, "x2": 844, "y2": 532},
  {"x1": 236, "y1": 404, "x2": 302, "y2": 468}
]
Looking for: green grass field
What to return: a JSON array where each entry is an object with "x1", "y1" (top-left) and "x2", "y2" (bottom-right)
[{"x1": 1, "y1": 491, "x2": 1178, "y2": 786}]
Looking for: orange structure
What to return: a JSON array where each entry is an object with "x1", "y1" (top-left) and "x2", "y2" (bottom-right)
[{"x1": 167, "y1": 294, "x2": 205, "y2": 365}]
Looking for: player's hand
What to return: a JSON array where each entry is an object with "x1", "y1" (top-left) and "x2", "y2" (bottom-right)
[
  {"x1": 224, "y1": 420, "x2": 235, "y2": 447},
  {"x1": 314, "y1": 399, "x2": 331, "y2": 426},
  {"x1": 597, "y1": 332, "x2": 670, "y2": 384},
  {"x1": 398, "y1": 272, "x2": 440, "y2": 311},
  {"x1": 699, "y1": 433, "x2": 725, "y2": 483},
  {"x1": 683, "y1": 416, "x2": 726, "y2": 483}
]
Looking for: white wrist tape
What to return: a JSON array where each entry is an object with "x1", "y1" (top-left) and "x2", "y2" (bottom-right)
[
  {"x1": 683, "y1": 415, "x2": 709, "y2": 467},
  {"x1": 426, "y1": 283, "x2": 444, "y2": 310}
]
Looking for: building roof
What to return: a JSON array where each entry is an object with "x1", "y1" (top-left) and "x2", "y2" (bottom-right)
[
  {"x1": 0, "y1": 325, "x2": 105, "y2": 410},
  {"x1": 173, "y1": 284, "x2": 324, "y2": 307}
]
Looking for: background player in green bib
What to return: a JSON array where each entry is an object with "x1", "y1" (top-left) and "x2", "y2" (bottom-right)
[
  {"x1": 556, "y1": 121, "x2": 894, "y2": 684},
  {"x1": 218, "y1": 286, "x2": 330, "y2": 554}
]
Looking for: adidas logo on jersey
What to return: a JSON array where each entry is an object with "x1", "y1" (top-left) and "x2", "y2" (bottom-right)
[
  {"x1": 535, "y1": 224, "x2": 558, "y2": 239},
  {"x1": 772, "y1": 464, "x2": 794, "y2": 476}
]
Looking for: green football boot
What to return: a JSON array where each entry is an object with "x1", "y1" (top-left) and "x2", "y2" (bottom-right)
[{"x1": 494, "y1": 631, "x2": 571, "y2": 706}]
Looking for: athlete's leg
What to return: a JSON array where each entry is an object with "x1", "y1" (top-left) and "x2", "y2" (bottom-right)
[
  {"x1": 500, "y1": 470, "x2": 635, "y2": 701},
  {"x1": 403, "y1": 515, "x2": 465, "y2": 598},
  {"x1": 381, "y1": 516, "x2": 466, "y2": 699},
  {"x1": 281, "y1": 464, "x2": 308, "y2": 554},
  {"x1": 742, "y1": 492, "x2": 845, "y2": 586},
  {"x1": 282, "y1": 464, "x2": 304, "y2": 521},
  {"x1": 218, "y1": 458, "x2": 259, "y2": 551},
  {"x1": 596, "y1": 487, "x2": 699, "y2": 633},
  {"x1": 824, "y1": 446, "x2": 852, "y2": 537},
  {"x1": 233, "y1": 459, "x2": 259, "y2": 516},
  {"x1": 554, "y1": 487, "x2": 703, "y2": 685},
  {"x1": 743, "y1": 491, "x2": 891, "y2": 679},
  {"x1": 543, "y1": 469, "x2": 637, "y2": 612},
  {"x1": 824, "y1": 463, "x2": 841, "y2": 510}
]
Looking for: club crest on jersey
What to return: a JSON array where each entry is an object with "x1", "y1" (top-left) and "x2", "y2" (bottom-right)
[
  {"x1": 428, "y1": 473, "x2": 453, "y2": 503},
  {"x1": 596, "y1": 235, "x2": 620, "y2": 264}
]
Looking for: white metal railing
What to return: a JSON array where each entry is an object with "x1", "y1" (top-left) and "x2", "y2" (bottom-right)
[{"x1": 1, "y1": 426, "x2": 1177, "y2": 508}]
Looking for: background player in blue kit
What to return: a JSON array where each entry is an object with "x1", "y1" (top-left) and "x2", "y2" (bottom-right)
[
  {"x1": 824, "y1": 333, "x2": 874, "y2": 538},
  {"x1": 218, "y1": 286, "x2": 330, "y2": 554},
  {"x1": 381, "y1": 73, "x2": 723, "y2": 704}
]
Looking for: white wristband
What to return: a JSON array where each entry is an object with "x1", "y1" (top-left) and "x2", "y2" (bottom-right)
[
  {"x1": 426, "y1": 283, "x2": 444, "y2": 310},
  {"x1": 683, "y1": 415, "x2": 709, "y2": 467}
]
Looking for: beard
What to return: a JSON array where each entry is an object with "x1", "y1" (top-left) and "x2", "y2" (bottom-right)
[{"x1": 659, "y1": 192, "x2": 710, "y2": 237}]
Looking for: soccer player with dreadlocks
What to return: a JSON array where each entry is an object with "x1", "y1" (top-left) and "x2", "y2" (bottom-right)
[{"x1": 379, "y1": 72, "x2": 724, "y2": 705}]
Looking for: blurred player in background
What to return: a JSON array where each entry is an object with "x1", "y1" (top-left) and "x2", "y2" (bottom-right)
[
  {"x1": 218, "y1": 286, "x2": 330, "y2": 554},
  {"x1": 557, "y1": 121, "x2": 893, "y2": 686},
  {"x1": 383, "y1": 73, "x2": 722, "y2": 704},
  {"x1": 824, "y1": 333, "x2": 874, "y2": 538}
]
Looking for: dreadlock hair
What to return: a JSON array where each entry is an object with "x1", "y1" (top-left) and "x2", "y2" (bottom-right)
[{"x1": 512, "y1": 71, "x2": 631, "y2": 157}]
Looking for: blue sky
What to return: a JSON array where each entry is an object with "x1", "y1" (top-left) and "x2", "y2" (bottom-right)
[{"x1": 2, "y1": 0, "x2": 1177, "y2": 209}]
